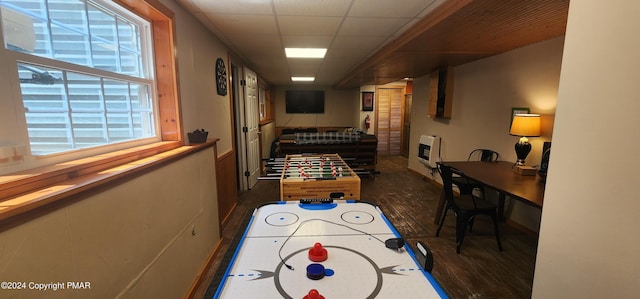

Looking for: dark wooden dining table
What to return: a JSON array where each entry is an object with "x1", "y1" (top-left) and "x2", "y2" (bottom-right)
[{"x1": 434, "y1": 161, "x2": 545, "y2": 224}]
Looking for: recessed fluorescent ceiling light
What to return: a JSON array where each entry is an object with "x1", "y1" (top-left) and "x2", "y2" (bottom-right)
[
  {"x1": 292, "y1": 77, "x2": 315, "y2": 82},
  {"x1": 285, "y1": 48, "x2": 327, "y2": 58}
]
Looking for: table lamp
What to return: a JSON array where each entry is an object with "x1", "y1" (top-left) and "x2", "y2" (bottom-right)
[{"x1": 509, "y1": 114, "x2": 540, "y2": 166}]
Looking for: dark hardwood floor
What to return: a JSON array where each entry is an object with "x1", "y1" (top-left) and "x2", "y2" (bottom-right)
[{"x1": 196, "y1": 156, "x2": 538, "y2": 299}]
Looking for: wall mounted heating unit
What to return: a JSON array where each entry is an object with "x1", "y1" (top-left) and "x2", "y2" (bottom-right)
[{"x1": 418, "y1": 135, "x2": 440, "y2": 168}]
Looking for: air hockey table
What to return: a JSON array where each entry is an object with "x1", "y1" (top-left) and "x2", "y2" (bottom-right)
[{"x1": 207, "y1": 199, "x2": 448, "y2": 298}]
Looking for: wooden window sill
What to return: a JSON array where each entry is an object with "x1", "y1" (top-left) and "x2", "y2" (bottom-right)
[{"x1": 0, "y1": 139, "x2": 218, "y2": 225}]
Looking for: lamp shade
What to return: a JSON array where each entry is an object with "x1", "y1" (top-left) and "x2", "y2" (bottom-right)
[{"x1": 510, "y1": 114, "x2": 541, "y2": 137}]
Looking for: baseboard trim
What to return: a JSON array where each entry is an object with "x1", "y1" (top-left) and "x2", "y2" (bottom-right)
[
  {"x1": 407, "y1": 167, "x2": 442, "y2": 187},
  {"x1": 220, "y1": 202, "x2": 238, "y2": 229},
  {"x1": 184, "y1": 240, "x2": 224, "y2": 299}
]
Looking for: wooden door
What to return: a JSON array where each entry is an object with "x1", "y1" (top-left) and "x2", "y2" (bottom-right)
[{"x1": 376, "y1": 87, "x2": 404, "y2": 156}]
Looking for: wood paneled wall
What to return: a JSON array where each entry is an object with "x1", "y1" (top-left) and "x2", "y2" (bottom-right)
[{"x1": 216, "y1": 150, "x2": 237, "y2": 227}]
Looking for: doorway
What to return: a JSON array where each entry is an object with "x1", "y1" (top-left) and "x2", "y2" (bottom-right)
[{"x1": 232, "y1": 64, "x2": 261, "y2": 190}]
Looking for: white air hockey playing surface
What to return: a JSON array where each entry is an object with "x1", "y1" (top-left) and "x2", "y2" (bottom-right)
[{"x1": 212, "y1": 200, "x2": 448, "y2": 298}]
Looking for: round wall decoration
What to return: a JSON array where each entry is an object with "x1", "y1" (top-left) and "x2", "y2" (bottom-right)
[{"x1": 215, "y1": 58, "x2": 227, "y2": 96}]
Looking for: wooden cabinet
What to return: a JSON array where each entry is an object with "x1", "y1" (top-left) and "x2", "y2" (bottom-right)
[{"x1": 428, "y1": 66, "x2": 454, "y2": 119}]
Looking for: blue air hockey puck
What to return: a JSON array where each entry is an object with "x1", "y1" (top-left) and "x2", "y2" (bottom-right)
[{"x1": 306, "y1": 263, "x2": 325, "y2": 280}]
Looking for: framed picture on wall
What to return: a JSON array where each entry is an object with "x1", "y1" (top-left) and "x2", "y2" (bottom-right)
[
  {"x1": 362, "y1": 92, "x2": 374, "y2": 111},
  {"x1": 511, "y1": 107, "x2": 530, "y2": 128}
]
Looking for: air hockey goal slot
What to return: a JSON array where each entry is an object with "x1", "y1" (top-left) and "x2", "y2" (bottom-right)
[
  {"x1": 415, "y1": 241, "x2": 434, "y2": 273},
  {"x1": 299, "y1": 198, "x2": 334, "y2": 204}
]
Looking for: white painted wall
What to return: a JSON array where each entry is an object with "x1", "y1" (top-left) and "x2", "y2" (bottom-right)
[
  {"x1": 272, "y1": 83, "x2": 411, "y2": 134},
  {"x1": 173, "y1": 0, "x2": 234, "y2": 157},
  {"x1": 408, "y1": 36, "x2": 564, "y2": 231},
  {"x1": 274, "y1": 87, "x2": 360, "y2": 129},
  {"x1": 359, "y1": 85, "x2": 377, "y2": 134},
  {"x1": 0, "y1": 149, "x2": 218, "y2": 298},
  {"x1": 260, "y1": 121, "x2": 277, "y2": 159},
  {"x1": 532, "y1": 1, "x2": 640, "y2": 297}
]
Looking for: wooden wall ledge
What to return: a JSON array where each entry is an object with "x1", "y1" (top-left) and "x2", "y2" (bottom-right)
[{"x1": 0, "y1": 139, "x2": 219, "y2": 226}]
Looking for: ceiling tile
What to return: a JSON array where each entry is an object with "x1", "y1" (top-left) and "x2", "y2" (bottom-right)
[
  {"x1": 277, "y1": 16, "x2": 343, "y2": 36},
  {"x1": 227, "y1": 34, "x2": 282, "y2": 53},
  {"x1": 338, "y1": 17, "x2": 410, "y2": 36},
  {"x1": 324, "y1": 49, "x2": 369, "y2": 63},
  {"x1": 281, "y1": 35, "x2": 334, "y2": 48},
  {"x1": 349, "y1": 0, "x2": 437, "y2": 18},
  {"x1": 236, "y1": 45, "x2": 284, "y2": 62},
  {"x1": 273, "y1": 0, "x2": 353, "y2": 16},
  {"x1": 287, "y1": 60, "x2": 323, "y2": 74},
  {"x1": 316, "y1": 72, "x2": 350, "y2": 85},
  {"x1": 192, "y1": 0, "x2": 273, "y2": 14},
  {"x1": 331, "y1": 36, "x2": 387, "y2": 49},
  {"x1": 204, "y1": 13, "x2": 278, "y2": 35},
  {"x1": 317, "y1": 61, "x2": 358, "y2": 75},
  {"x1": 253, "y1": 58, "x2": 289, "y2": 73}
]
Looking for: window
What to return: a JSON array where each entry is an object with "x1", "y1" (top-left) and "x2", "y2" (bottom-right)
[
  {"x1": 259, "y1": 87, "x2": 265, "y2": 120},
  {"x1": 258, "y1": 85, "x2": 273, "y2": 124},
  {"x1": 2, "y1": 0, "x2": 155, "y2": 155},
  {"x1": 0, "y1": 0, "x2": 183, "y2": 218},
  {"x1": 0, "y1": 0, "x2": 178, "y2": 175}
]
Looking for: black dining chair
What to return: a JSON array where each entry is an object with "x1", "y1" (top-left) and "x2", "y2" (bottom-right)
[
  {"x1": 467, "y1": 148, "x2": 499, "y2": 162},
  {"x1": 436, "y1": 162, "x2": 502, "y2": 253},
  {"x1": 451, "y1": 149, "x2": 499, "y2": 198}
]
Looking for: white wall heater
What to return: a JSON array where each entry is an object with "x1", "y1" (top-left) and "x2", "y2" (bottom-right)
[{"x1": 418, "y1": 135, "x2": 440, "y2": 168}]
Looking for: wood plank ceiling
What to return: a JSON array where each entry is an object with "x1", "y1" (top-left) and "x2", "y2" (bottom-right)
[{"x1": 335, "y1": 0, "x2": 570, "y2": 88}]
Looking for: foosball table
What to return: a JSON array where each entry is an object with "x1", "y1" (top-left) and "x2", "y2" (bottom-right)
[{"x1": 276, "y1": 154, "x2": 361, "y2": 200}]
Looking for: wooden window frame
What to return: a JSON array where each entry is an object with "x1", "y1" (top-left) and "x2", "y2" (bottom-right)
[
  {"x1": 258, "y1": 80, "x2": 274, "y2": 124},
  {"x1": 0, "y1": 0, "x2": 185, "y2": 223}
]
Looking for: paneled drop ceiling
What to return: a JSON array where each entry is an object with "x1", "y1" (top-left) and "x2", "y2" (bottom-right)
[{"x1": 176, "y1": 0, "x2": 569, "y2": 89}]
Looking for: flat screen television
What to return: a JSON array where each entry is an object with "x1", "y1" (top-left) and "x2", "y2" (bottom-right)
[{"x1": 285, "y1": 90, "x2": 324, "y2": 114}]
